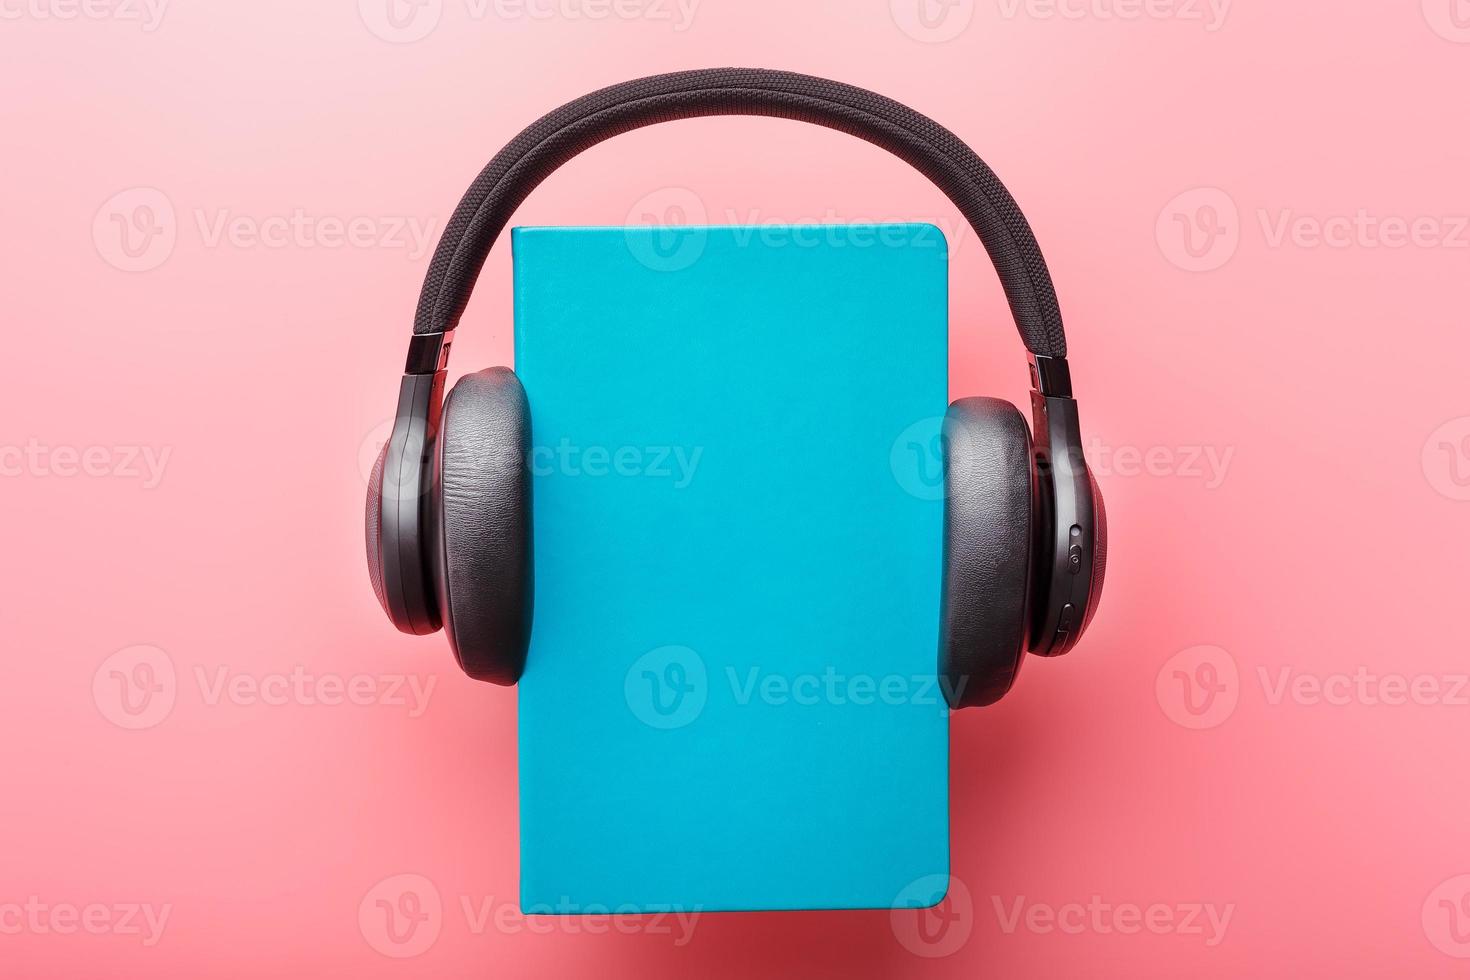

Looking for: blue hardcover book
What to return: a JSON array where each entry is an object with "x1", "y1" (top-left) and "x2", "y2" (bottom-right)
[{"x1": 513, "y1": 223, "x2": 950, "y2": 914}]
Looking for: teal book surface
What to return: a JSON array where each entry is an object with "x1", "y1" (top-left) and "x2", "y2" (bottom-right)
[{"x1": 513, "y1": 224, "x2": 950, "y2": 913}]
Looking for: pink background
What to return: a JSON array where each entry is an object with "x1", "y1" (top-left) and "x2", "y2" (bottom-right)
[{"x1": 3, "y1": 0, "x2": 1469, "y2": 975}]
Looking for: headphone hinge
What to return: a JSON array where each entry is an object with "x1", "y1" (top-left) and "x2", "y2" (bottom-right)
[
  {"x1": 1028, "y1": 353, "x2": 1072, "y2": 398},
  {"x1": 405, "y1": 330, "x2": 456, "y2": 375}
]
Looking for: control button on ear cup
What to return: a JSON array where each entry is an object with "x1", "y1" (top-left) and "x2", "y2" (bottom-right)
[
  {"x1": 435, "y1": 367, "x2": 533, "y2": 685},
  {"x1": 365, "y1": 444, "x2": 391, "y2": 618},
  {"x1": 938, "y1": 397, "x2": 1034, "y2": 710}
]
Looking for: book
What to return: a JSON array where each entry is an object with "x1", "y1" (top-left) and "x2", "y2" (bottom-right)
[{"x1": 513, "y1": 222, "x2": 950, "y2": 913}]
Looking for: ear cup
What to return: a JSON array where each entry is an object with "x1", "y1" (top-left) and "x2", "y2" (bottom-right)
[
  {"x1": 938, "y1": 397, "x2": 1034, "y2": 709},
  {"x1": 435, "y1": 367, "x2": 533, "y2": 685},
  {"x1": 365, "y1": 444, "x2": 390, "y2": 617},
  {"x1": 1080, "y1": 466, "x2": 1107, "y2": 635}
]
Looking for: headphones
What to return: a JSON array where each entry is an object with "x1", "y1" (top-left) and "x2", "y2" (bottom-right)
[{"x1": 366, "y1": 68, "x2": 1107, "y2": 709}]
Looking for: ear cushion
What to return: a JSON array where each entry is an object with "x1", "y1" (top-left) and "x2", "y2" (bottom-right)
[
  {"x1": 939, "y1": 397, "x2": 1034, "y2": 709},
  {"x1": 435, "y1": 367, "x2": 533, "y2": 685}
]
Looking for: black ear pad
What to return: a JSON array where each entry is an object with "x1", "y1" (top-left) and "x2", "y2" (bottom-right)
[
  {"x1": 365, "y1": 444, "x2": 391, "y2": 618},
  {"x1": 938, "y1": 398, "x2": 1035, "y2": 709},
  {"x1": 434, "y1": 367, "x2": 533, "y2": 685}
]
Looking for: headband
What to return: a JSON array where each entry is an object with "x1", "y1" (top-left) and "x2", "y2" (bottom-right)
[{"x1": 407, "y1": 67, "x2": 1070, "y2": 379}]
